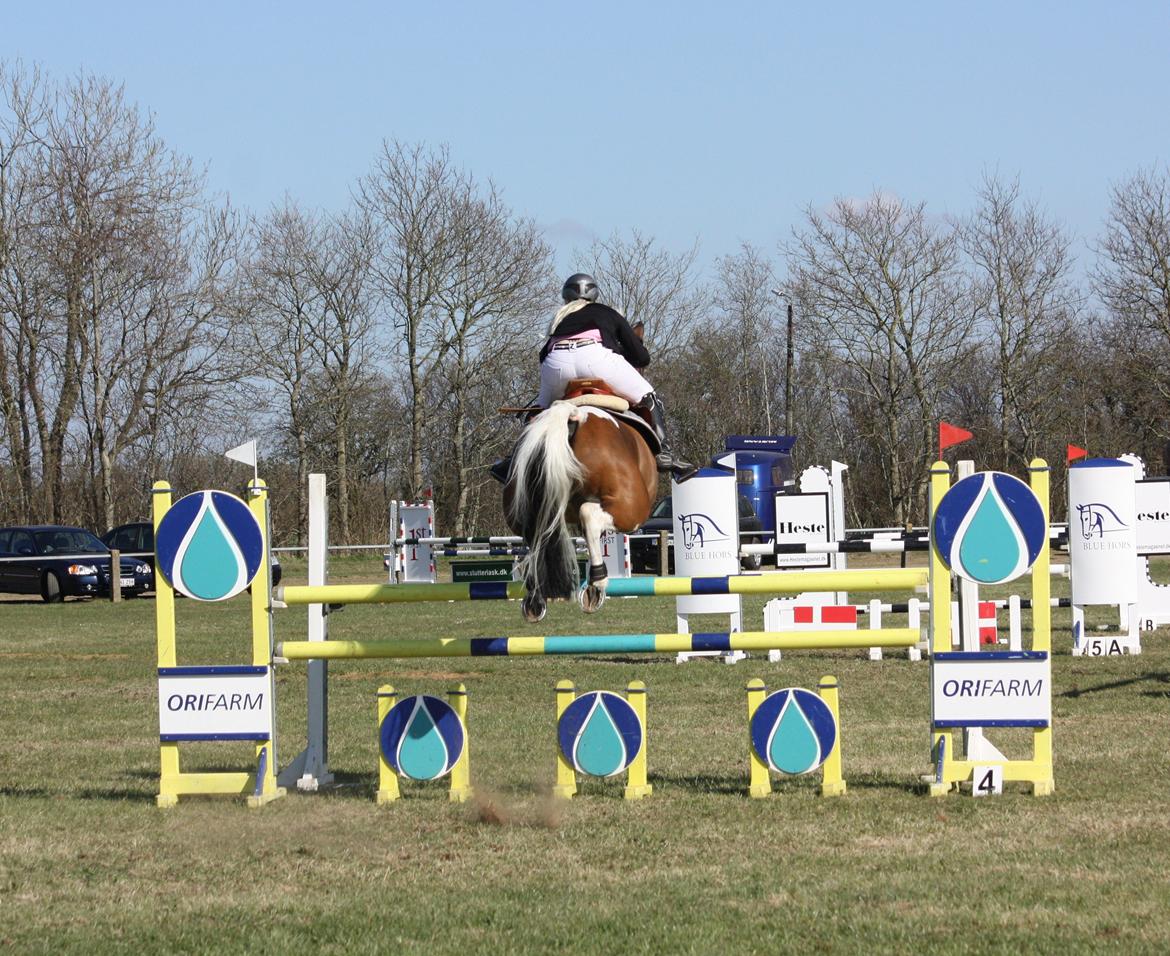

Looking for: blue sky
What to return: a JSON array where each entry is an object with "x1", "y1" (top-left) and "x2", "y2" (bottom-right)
[{"x1": 5, "y1": 1, "x2": 1168, "y2": 279}]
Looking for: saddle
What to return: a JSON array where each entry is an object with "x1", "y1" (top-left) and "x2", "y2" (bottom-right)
[{"x1": 560, "y1": 379, "x2": 661, "y2": 456}]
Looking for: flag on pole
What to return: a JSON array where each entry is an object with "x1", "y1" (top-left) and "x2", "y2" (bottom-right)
[
  {"x1": 1066, "y1": 444, "x2": 1088, "y2": 464},
  {"x1": 225, "y1": 440, "x2": 257, "y2": 467},
  {"x1": 939, "y1": 422, "x2": 973, "y2": 455},
  {"x1": 225, "y1": 439, "x2": 259, "y2": 484}
]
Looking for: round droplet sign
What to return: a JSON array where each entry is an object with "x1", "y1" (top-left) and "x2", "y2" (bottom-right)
[
  {"x1": 558, "y1": 691, "x2": 643, "y2": 778},
  {"x1": 750, "y1": 688, "x2": 837, "y2": 775},
  {"x1": 933, "y1": 472, "x2": 1046, "y2": 585},
  {"x1": 156, "y1": 491, "x2": 265, "y2": 601},
  {"x1": 380, "y1": 695, "x2": 466, "y2": 781}
]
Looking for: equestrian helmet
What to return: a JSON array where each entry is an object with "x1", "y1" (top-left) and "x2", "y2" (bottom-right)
[{"x1": 561, "y1": 273, "x2": 599, "y2": 303}]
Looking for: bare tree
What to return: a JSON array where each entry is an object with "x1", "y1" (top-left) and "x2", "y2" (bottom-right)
[
  {"x1": 0, "y1": 63, "x2": 50, "y2": 520},
  {"x1": 357, "y1": 141, "x2": 462, "y2": 500},
  {"x1": 243, "y1": 200, "x2": 322, "y2": 538},
  {"x1": 583, "y1": 229, "x2": 708, "y2": 357},
  {"x1": 0, "y1": 68, "x2": 245, "y2": 527},
  {"x1": 1094, "y1": 165, "x2": 1170, "y2": 407},
  {"x1": 712, "y1": 243, "x2": 782, "y2": 434},
  {"x1": 302, "y1": 208, "x2": 378, "y2": 542},
  {"x1": 785, "y1": 194, "x2": 970, "y2": 525},
  {"x1": 962, "y1": 174, "x2": 1081, "y2": 469},
  {"x1": 434, "y1": 184, "x2": 552, "y2": 533}
]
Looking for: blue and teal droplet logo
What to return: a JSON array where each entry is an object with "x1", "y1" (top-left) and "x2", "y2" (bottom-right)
[
  {"x1": 156, "y1": 491, "x2": 264, "y2": 601},
  {"x1": 558, "y1": 691, "x2": 643, "y2": 777},
  {"x1": 380, "y1": 695, "x2": 466, "y2": 781},
  {"x1": 750, "y1": 688, "x2": 837, "y2": 775},
  {"x1": 933, "y1": 472, "x2": 1046, "y2": 585}
]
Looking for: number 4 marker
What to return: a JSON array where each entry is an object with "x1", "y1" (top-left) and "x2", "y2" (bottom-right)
[{"x1": 972, "y1": 765, "x2": 1004, "y2": 797}]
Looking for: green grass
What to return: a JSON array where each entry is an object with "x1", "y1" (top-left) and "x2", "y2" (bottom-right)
[{"x1": 2, "y1": 555, "x2": 1169, "y2": 954}]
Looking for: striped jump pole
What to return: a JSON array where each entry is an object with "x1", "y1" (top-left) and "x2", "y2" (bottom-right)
[
  {"x1": 740, "y1": 538, "x2": 930, "y2": 556},
  {"x1": 277, "y1": 628, "x2": 922, "y2": 661},
  {"x1": 275, "y1": 567, "x2": 929, "y2": 607}
]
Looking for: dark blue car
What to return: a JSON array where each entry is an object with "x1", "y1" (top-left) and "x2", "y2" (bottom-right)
[{"x1": 0, "y1": 525, "x2": 153, "y2": 602}]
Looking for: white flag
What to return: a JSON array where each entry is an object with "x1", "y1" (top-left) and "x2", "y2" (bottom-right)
[{"x1": 225, "y1": 439, "x2": 257, "y2": 467}]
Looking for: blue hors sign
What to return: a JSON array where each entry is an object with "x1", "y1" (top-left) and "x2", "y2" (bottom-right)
[
  {"x1": 157, "y1": 666, "x2": 274, "y2": 741},
  {"x1": 931, "y1": 652, "x2": 1051, "y2": 728}
]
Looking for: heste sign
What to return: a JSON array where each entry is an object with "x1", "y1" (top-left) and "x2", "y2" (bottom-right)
[
  {"x1": 772, "y1": 492, "x2": 831, "y2": 569},
  {"x1": 931, "y1": 652, "x2": 1051, "y2": 727},
  {"x1": 1136, "y1": 479, "x2": 1170, "y2": 555}
]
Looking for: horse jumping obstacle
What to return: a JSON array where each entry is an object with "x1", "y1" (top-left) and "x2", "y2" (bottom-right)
[{"x1": 152, "y1": 460, "x2": 1056, "y2": 807}]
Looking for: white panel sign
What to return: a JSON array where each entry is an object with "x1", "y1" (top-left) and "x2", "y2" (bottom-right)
[
  {"x1": 931, "y1": 654, "x2": 1051, "y2": 727},
  {"x1": 1068, "y1": 461, "x2": 1136, "y2": 606},
  {"x1": 1136, "y1": 479, "x2": 1170, "y2": 555},
  {"x1": 672, "y1": 469, "x2": 740, "y2": 615},
  {"x1": 601, "y1": 531, "x2": 631, "y2": 579},
  {"x1": 400, "y1": 502, "x2": 434, "y2": 583},
  {"x1": 158, "y1": 667, "x2": 274, "y2": 740},
  {"x1": 772, "y1": 491, "x2": 831, "y2": 568}
]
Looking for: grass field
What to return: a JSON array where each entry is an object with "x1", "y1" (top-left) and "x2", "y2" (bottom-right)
[{"x1": 2, "y1": 555, "x2": 1169, "y2": 954}]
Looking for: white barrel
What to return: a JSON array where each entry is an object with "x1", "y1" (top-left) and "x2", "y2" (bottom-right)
[
  {"x1": 1069, "y1": 459, "x2": 1136, "y2": 606},
  {"x1": 672, "y1": 467, "x2": 741, "y2": 616}
]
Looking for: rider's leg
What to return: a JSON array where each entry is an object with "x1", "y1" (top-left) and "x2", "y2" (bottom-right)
[{"x1": 639, "y1": 391, "x2": 697, "y2": 481}]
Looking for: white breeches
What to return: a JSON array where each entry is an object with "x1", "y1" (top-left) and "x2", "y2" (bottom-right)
[{"x1": 537, "y1": 345, "x2": 654, "y2": 407}]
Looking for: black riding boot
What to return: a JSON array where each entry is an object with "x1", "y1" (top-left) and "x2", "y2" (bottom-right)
[
  {"x1": 640, "y1": 392, "x2": 697, "y2": 481},
  {"x1": 488, "y1": 453, "x2": 514, "y2": 485}
]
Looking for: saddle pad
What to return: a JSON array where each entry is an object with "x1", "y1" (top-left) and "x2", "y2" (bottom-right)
[{"x1": 561, "y1": 394, "x2": 630, "y2": 412}]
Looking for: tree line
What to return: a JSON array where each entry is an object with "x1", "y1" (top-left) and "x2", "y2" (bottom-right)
[{"x1": 2, "y1": 64, "x2": 1168, "y2": 543}]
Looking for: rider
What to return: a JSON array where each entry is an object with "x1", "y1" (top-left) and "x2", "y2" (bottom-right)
[{"x1": 490, "y1": 273, "x2": 696, "y2": 482}]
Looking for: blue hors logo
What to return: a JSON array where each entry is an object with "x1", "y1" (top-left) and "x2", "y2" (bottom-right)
[
  {"x1": 1077, "y1": 502, "x2": 1128, "y2": 540},
  {"x1": 677, "y1": 512, "x2": 732, "y2": 551}
]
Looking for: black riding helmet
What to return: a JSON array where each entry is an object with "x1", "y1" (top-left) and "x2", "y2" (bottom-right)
[{"x1": 561, "y1": 273, "x2": 599, "y2": 303}]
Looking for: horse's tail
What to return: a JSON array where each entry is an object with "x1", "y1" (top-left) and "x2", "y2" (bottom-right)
[{"x1": 507, "y1": 402, "x2": 583, "y2": 602}]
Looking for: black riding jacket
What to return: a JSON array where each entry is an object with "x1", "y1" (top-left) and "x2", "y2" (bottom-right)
[{"x1": 539, "y1": 303, "x2": 651, "y2": 368}]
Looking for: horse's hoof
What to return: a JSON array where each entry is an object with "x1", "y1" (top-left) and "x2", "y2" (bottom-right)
[
  {"x1": 522, "y1": 597, "x2": 546, "y2": 623},
  {"x1": 579, "y1": 584, "x2": 607, "y2": 613}
]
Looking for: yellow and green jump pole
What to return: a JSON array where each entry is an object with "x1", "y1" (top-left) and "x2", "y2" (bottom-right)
[
  {"x1": 275, "y1": 567, "x2": 929, "y2": 608},
  {"x1": 278, "y1": 629, "x2": 921, "y2": 661}
]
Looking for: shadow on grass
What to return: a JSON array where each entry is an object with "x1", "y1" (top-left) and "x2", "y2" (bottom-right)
[
  {"x1": 0, "y1": 784, "x2": 157, "y2": 803},
  {"x1": 1059, "y1": 671, "x2": 1170, "y2": 699}
]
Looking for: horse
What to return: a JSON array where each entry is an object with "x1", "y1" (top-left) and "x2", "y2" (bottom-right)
[{"x1": 503, "y1": 386, "x2": 658, "y2": 623}]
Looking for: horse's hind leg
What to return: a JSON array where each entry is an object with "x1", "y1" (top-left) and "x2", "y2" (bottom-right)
[{"x1": 578, "y1": 501, "x2": 615, "y2": 613}]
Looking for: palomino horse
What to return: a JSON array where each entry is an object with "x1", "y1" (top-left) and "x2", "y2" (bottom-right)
[{"x1": 503, "y1": 390, "x2": 657, "y2": 623}]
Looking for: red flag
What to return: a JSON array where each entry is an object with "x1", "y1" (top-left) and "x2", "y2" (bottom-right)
[
  {"x1": 939, "y1": 421, "x2": 973, "y2": 454},
  {"x1": 1066, "y1": 444, "x2": 1088, "y2": 463}
]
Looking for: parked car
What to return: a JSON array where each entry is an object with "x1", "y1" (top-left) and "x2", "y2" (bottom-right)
[
  {"x1": 101, "y1": 521, "x2": 282, "y2": 588},
  {"x1": 629, "y1": 495, "x2": 766, "y2": 574},
  {"x1": 0, "y1": 525, "x2": 153, "y2": 602}
]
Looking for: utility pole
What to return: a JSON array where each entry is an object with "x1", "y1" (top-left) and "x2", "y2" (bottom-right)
[
  {"x1": 771, "y1": 289, "x2": 796, "y2": 436},
  {"x1": 785, "y1": 302, "x2": 794, "y2": 436}
]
